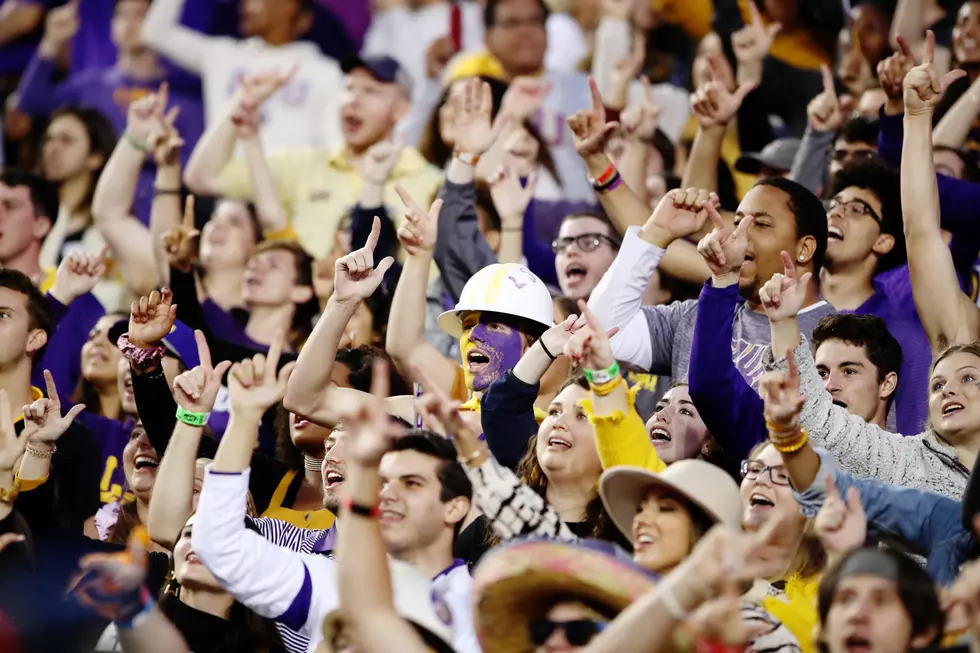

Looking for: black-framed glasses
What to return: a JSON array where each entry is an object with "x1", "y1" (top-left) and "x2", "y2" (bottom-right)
[
  {"x1": 831, "y1": 148, "x2": 877, "y2": 163},
  {"x1": 529, "y1": 618, "x2": 607, "y2": 646},
  {"x1": 740, "y1": 460, "x2": 791, "y2": 486},
  {"x1": 551, "y1": 233, "x2": 620, "y2": 255},
  {"x1": 828, "y1": 197, "x2": 882, "y2": 224}
]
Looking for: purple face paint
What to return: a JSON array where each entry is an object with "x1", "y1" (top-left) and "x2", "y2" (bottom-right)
[{"x1": 463, "y1": 320, "x2": 524, "y2": 391}]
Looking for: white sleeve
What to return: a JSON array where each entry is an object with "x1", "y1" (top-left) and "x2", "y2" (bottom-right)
[
  {"x1": 362, "y1": 8, "x2": 401, "y2": 56},
  {"x1": 587, "y1": 226, "x2": 665, "y2": 371},
  {"x1": 140, "y1": 0, "x2": 208, "y2": 74},
  {"x1": 544, "y1": 13, "x2": 588, "y2": 73},
  {"x1": 591, "y1": 16, "x2": 631, "y2": 99},
  {"x1": 192, "y1": 466, "x2": 336, "y2": 634}
]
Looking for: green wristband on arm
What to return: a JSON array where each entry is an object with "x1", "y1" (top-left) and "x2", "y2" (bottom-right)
[{"x1": 175, "y1": 406, "x2": 209, "y2": 427}]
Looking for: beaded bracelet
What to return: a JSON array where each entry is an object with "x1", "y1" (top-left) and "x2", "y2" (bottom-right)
[{"x1": 770, "y1": 429, "x2": 809, "y2": 454}]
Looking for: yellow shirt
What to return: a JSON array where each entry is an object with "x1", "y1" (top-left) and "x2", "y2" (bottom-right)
[
  {"x1": 762, "y1": 574, "x2": 820, "y2": 653},
  {"x1": 736, "y1": 0, "x2": 830, "y2": 70},
  {"x1": 218, "y1": 146, "x2": 444, "y2": 259},
  {"x1": 580, "y1": 384, "x2": 666, "y2": 473},
  {"x1": 652, "y1": 0, "x2": 712, "y2": 40},
  {"x1": 260, "y1": 470, "x2": 336, "y2": 530},
  {"x1": 38, "y1": 268, "x2": 56, "y2": 293}
]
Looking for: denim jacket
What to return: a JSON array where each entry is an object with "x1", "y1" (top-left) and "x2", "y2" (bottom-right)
[{"x1": 794, "y1": 449, "x2": 970, "y2": 585}]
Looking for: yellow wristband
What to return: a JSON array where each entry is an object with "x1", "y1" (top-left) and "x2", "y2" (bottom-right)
[
  {"x1": 770, "y1": 429, "x2": 808, "y2": 453},
  {"x1": 589, "y1": 376, "x2": 624, "y2": 397}
]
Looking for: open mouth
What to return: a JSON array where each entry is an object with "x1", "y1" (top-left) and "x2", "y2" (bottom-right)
[
  {"x1": 943, "y1": 402, "x2": 965, "y2": 416},
  {"x1": 186, "y1": 553, "x2": 202, "y2": 565},
  {"x1": 563, "y1": 263, "x2": 588, "y2": 287},
  {"x1": 648, "y1": 427, "x2": 671, "y2": 443},
  {"x1": 832, "y1": 399, "x2": 848, "y2": 409},
  {"x1": 343, "y1": 116, "x2": 364, "y2": 133},
  {"x1": 546, "y1": 435, "x2": 572, "y2": 450},
  {"x1": 293, "y1": 414, "x2": 311, "y2": 430},
  {"x1": 843, "y1": 636, "x2": 871, "y2": 653},
  {"x1": 749, "y1": 492, "x2": 774, "y2": 508},
  {"x1": 324, "y1": 469, "x2": 346, "y2": 489},
  {"x1": 134, "y1": 455, "x2": 159, "y2": 471},
  {"x1": 828, "y1": 226, "x2": 844, "y2": 241},
  {"x1": 379, "y1": 509, "x2": 404, "y2": 523},
  {"x1": 635, "y1": 533, "x2": 656, "y2": 547},
  {"x1": 466, "y1": 350, "x2": 490, "y2": 371}
]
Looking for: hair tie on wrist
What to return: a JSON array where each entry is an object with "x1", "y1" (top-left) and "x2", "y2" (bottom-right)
[{"x1": 538, "y1": 339, "x2": 557, "y2": 361}]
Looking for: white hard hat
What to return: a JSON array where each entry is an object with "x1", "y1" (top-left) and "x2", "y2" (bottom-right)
[{"x1": 438, "y1": 263, "x2": 554, "y2": 338}]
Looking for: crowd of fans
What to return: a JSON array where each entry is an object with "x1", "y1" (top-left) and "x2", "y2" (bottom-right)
[{"x1": 8, "y1": 0, "x2": 980, "y2": 652}]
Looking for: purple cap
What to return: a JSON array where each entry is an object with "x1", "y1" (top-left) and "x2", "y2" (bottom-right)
[{"x1": 341, "y1": 55, "x2": 413, "y2": 95}]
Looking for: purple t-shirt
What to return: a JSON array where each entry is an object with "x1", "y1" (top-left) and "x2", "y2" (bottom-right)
[
  {"x1": 77, "y1": 412, "x2": 133, "y2": 505},
  {"x1": 16, "y1": 57, "x2": 205, "y2": 223}
]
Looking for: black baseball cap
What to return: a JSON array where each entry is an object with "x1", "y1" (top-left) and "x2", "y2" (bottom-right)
[{"x1": 341, "y1": 55, "x2": 413, "y2": 96}]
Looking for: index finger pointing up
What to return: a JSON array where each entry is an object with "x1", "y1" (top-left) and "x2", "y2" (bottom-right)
[
  {"x1": 395, "y1": 184, "x2": 425, "y2": 218},
  {"x1": 265, "y1": 330, "x2": 285, "y2": 380},
  {"x1": 820, "y1": 64, "x2": 837, "y2": 100},
  {"x1": 43, "y1": 369, "x2": 60, "y2": 405},
  {"x1": 182, "y1": 195, "x2": 195, "y2": 228},
  {"x1": 747, "y1": 0, "x2": 764, "y2": 28},
  {"x1": 895, "y1": 34, "x2": 913, "y2": 60},
  {"x1": 924, "y1": 29, "x2": 936, "y2": 66},
  {"x1": 779, "y1": 250, "x2": 797, "y2": 279},
  {"x1": 366, "y1": 216, "x2": 382, "y2": 253},
  {"x1": 588, "y1": 76, "x2": 604, "y2": 113},
  {"x1": 371, "y1": 357, "x2": 390, "y2": 400},
  {"x1": 194, "y1": 330, "x2": 213, "y2": 372}
]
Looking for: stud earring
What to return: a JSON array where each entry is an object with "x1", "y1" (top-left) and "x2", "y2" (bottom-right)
[{"x1": 799, "y1": 256, "x2": 804, "y2": 262}]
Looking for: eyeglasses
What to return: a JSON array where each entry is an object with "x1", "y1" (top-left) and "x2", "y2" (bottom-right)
[
  {"x1": 831, "y1": 148, "x2": 877, "y2": 163},
  {"x1": 493, "y1": 15, "x2": 546, "y2": 30},
  {"x1": 828, "y1": 197, "x2": 882, "y2": 224},
  {"x1": 529, "y1": 619, "x2": 607, "y2": 646},
  {"x1": 740, "y1": 460, "x2": 791, "y2": 486},
  {"x1": 551, "y1": 233, "x2": 620, "y2": 255}
]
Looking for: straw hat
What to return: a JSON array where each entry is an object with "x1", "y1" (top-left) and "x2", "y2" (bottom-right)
[
  {"x1": 472, "y1": 538, "x2": 659, "y2": 653},
  {"x1": 599, "y1": 460, "x2": 743, "y2": 543},
  {"x1": 320, "y1": 560, "x2": 454, "y2": 653}
]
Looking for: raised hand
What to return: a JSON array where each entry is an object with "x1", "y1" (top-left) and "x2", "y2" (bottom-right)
[
  {"x1": 334, "y1": 216, "x2": 397, "y2": 304},
  {"x1": 567, "y1": 77, "x2": 620, "y2": 157},
  {"x1": 500, "y1": 77, "x2": 551, "y2": 123},
  {"x1": 686, "y1": 580, "x2": 769, "y2": 646},
  {"x1": 759, "y1": 352, "x2": 805, "y2": 431},
  {"x1": 230, "y1": 89, "x2": 261, "y2": 138},
  {"x1": 814, "y1": 474, "x2": 867, "y2": 557},
  {"x1": 39, "y1": 0, "x2": 79, "y2": 58},
  {"x1": 21, "y1": 370, "x2": 86, "y2": 445},
  {"x1": 0, "y1": 390, "x2": 29, "y2": 477},
  {"x1": 361, "y1": 137, "x2": 403, "y2": 186},
  {"x1": 644, "y1": 187, "x2": 718, "y2": 248},
  {"x1": 128, "y1": 287, "x2": 178, "y2": 349},
  {"x1": 807, "y1": 65, "x2": 853, "y2": 133},
  {"x1": 69, "y1": 527, "x2": 151, "y2": 623},
  {"x1": 453, "y1": 78, "x2": 497, "y2": 155},
  {"x1": 126, "y1": 82, "x2": 170, "y2": 146},
  {"x1": 413, "y1": 363, "x2": 477, "y2": 451},
  {"x1": 487, "y1": 158, "x2": 536, "y2": 226},
  {"x1": 342, "y1": 358, "x2": 406, "y2": 467},
  {"x1": 758, "y1": 251, "x2": 813, "y2": 323},
  {"x1": 696, "y1": 203, "x2": 752, "y2": 282},
  {"x1": 564, "y1": 301, "x2": 618, "y2": 372},
  {"x1": 609, "y1": 36, "x2": 646, "y2": 107},
  {"x1": 394, "y1": 185, "x2": 443, "y2": 256},
  {"x1": 690, "y1": 54, "x2": 755, "y2": 128},
  {"x1": 50, "y1": 246, "x2": 109, "y2": 305},
  {"x1": 172, "y1": 331, "x2": 233, "y2": 414},
  {"x1": 238, "y1": 64, "x2": 299, "y2": 105},
  {"x1": 145, "y1": 106, "x2": 184, "y2": 167},
  {"x1": 161, "y1": 196, "x2": 201, "y2": 273},
  {"x1": 877, "y1": 35, "x2": 916, "y2": 99},
  {"x1": 621, "y1": 77, "x2": 661, "y2": 142},
  {"x1": 227, "y1": 331, "x2": 295, "y2": 413},
  {"x1": 731, "y1": 0, "x2": 781, "y2": 65},
  {"x1": 904, "y1": 30, "x2": 967, "y2": 117}
]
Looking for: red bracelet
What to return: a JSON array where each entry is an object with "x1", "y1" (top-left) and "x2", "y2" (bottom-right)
[
  {"x1": 343, "y1": 496, "x2": 380, "y2": 518},
  {"x1": 593, "y1": 163, "x2": 617, "y2": 185}
]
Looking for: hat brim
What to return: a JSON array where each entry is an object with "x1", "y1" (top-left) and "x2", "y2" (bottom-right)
[
  {"x1": 734, "y1": 153, "x2": 767, "y2": 175},
  {"x1": 340, "y1": 54, "x2": 370, "y2": 75},
  {"x1": 599, "y1": 466, "x2": 726, "y2": 544},
  {"x1": 473, "y1": 539, "x2": 657, "y2": 653}
]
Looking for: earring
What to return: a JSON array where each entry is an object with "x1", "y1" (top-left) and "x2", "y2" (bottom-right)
[{"x1": 799, "y1": 256, "x2": 804, "y2": 262}]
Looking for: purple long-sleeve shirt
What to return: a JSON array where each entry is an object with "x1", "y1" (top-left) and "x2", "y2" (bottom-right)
[{"x1": 16, "y1": 55, "x2": 205, "y2": 223}]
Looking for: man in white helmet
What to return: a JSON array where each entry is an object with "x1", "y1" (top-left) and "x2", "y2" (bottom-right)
[{"x1": 384, "y1": 189, "x2": 559, "y2": 434}]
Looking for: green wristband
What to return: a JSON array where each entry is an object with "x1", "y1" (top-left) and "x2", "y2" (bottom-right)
[
  {"x1": 123, "y1": 131, "x2": 148, "y2": 152},
  {"x1": 584, "y1": 361, "x2": 620, "y2": 385},
  {"x1": 175, "y1": 406, "x2": 209, "y2": 427}
]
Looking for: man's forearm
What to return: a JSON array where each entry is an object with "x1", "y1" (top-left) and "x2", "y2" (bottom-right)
[
  {"x1": 212, "y1": 409, "x2": 264, "y2": 472},
  {"x1": 283, "y1": 295, "x2": 358, "y2": 416},
  {"x1": 583, "y1": 152, "x2": 651, "y2": 235},
  {"x1": 680, "y1": 125, "x2": 725, "y2": 194},
  {"x1": 385, "y1": 252, "x2": 433, "y2": 369},
  {"x1": 184, "y1": 112, "x2": 237, "y2": 196}
]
